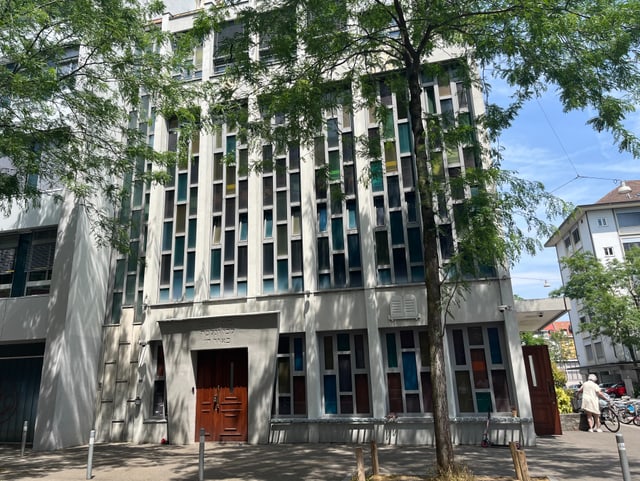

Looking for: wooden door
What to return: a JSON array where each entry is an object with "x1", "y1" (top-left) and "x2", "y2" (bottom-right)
[
  {"x1": 522, "y1": 345, "x2": 562, "y2": 435},
  {"x1": 195, "y1": 348, "x2": 248, "y2": 442}
]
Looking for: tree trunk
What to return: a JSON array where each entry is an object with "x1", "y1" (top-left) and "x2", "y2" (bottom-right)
[{"x1": 406, "y1": 60, "x2": 455, "y2": 472}]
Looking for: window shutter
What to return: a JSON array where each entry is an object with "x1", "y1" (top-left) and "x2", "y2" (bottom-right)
[
  {"x1": 0, "y1": 248, "x2": 15, "y2": 273},
  {"x1": 28, "y1": 242, "x2": 55, "y2": 270}
]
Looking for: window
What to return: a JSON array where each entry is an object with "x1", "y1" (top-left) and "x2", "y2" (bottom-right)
[
  {"x1": 604, "y1": 246, "x2": 614, "y2": 256},
  {"x1": 571, "y1": 228, "x2": 581, "y2": 245},
  {"x1": 563, "y1": 236, "x2": 571, "y2": 249},
  {"x1": 597, "y1": 218, "x2": 608, "y2": 227},
  {"x1": 171, "y1": 34, "x2": 203, "y2": 80},
  {"x1": 585, "y1": 344, "x2": 594, "y2": 362},
  {"x1": 449, "y1": 325, "x2": 513, "y2": 413},
  {"x1": 273, "y1": 334, "x2": 307, "y2": 416},
  {"x1": 24, "y1": 229, "x2": 56, "y2": 295},
  {"x1": 617, "y1": 211, "x2": 640, "y2": 229},
  {"x1": 623, "y1": 241, "x2": 640, "y2": 253},
  {"x1": 0, "y1": 237, "x2": 17, "y2": 297},
  {"x1": 594, "y1": 342, "x2": 605, "y2": 361},
  {"x1": 151, "y1": 344, "x2": 166, "y2": 418},
  {"x1": 321, "y1": 332, "x2": 371, "y2": 415},
  {"x1": 383, "y1": 330, "x2": 431, "y2": 414},
  {"x1": 213, "y1": 21, "x2": 244, "y2": 74}
]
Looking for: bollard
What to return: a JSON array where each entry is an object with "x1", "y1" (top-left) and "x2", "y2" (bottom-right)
[
  {"x1": 198, "y1": 427, "x2": 205, "y2": 481},
  {"x1": 616, "y1": 433, "x2": 631, "y2": 481},
  {"x1": 20, "y1": 420, "x2": 28, "y2": 457},
  {"x1": 86, "y1": 429, "x2": 95, "y2": 480}
]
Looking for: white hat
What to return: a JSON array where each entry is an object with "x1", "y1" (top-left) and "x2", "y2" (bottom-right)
[{"x1": 588, "y1": 374, "x2": 597, "y2": 382}]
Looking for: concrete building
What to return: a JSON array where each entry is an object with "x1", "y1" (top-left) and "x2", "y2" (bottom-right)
[
  {"x1": 546, "y1": 180, "x2": 640, "y2": 393},
  {"x1": 91, "y1": 3, "x2": 538, "y2": 448},
  {"x1": 1, "y1": 2, "x2": 558, "y2": 451}
]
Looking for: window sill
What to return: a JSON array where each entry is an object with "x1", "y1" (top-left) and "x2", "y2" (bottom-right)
[{"x1": 143, "y1": 418, "x2": 168, "y2": 424}]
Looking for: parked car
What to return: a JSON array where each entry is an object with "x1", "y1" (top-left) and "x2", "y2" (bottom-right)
[{"x1": 605, "y1": 382, "x2": 627, "y2": 398}]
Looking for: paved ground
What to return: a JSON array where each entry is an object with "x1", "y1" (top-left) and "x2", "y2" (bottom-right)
[{"x1": 1, "y1": 424, "x2": 639, "y2": 481}]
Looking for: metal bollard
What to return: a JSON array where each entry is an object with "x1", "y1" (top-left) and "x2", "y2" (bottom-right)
[
  {"x1": 86, "y1": 429, "x2": 95, "y2": 480},
  {"x1": 20, "y1": 420, "x2": 28, "y2": 457},
  {"x1": 616, "y1": 433, "x2": 631, "y2": 481},
  {"x1": 198, "y1": 427, "x2": 205, "y2": 481}
]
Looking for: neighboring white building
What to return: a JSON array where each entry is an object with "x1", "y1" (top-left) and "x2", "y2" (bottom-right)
[{"x1": 546, "y1": 180, "x2": 640, "y2": 393}]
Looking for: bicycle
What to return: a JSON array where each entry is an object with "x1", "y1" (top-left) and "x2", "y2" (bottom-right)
[
  {"x1": 613, "y1": 399, "x2": 640, "y2": 425},
  {"x1": 600, "y1": 402, "x2": 621, "y2": 432}
]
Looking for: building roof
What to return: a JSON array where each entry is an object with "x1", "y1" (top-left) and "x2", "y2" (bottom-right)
[
  {"x1": 595, "y1": 180, "x2": 640, "y2": 204},
  {"x1": 545, "y1": 179, "x2": 640, "y2": 247}
]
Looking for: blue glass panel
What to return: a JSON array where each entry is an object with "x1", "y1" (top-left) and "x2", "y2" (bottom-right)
[
  {"x1": 172, "y1": 272, "x2": 183, "y2": 300},
  {"x1": 337, "y1": 333, "x2": 350, "y2": 351},
  {"x1": 162, "y1": 222, "x2": 173, "y2": 251},
  {"x1": 277, "y1": 259, "x2": 288, "y2": 292},
  {"x1": 387, "y1": 176, "x2": 401, "y2": 207},
  {"x1": 188, "y1": 219, "x2": 197, "y2": 248},
  {"x1": 407, "y1": 227, "x2": 423, "y2": 262},
  {"x1": 226, "y1": 135, "x2": 236, "y2": 153},
  {"x1": 402, "y1": 351, "x2": 418, "y2": 390},
  {"x1": 264, "y1": 211, "x2": 273, "y2": 238},
  {"x1": 186, "y1": 252, "x2": 195, "y2": 283},
  {"x1": 209, "y1": 284, "x2": 220, "y2": 298},
  {"x1": 329, "y1": 151, "x2": 340, "y2": 181},
  {"x1": 237, "y1": 281, "x2": 247, "y2": 296},
  {"x1": 488, "y1": 328, "x2": 503, "y2": 364},
  {"x1": 239, "y1": 214, "x2": 248, "y2": 241},
  {"x1": 347, "y1": 234, "x2": 361, "y2": 268},
  {"x1": 263, "y1": 279, "x2": 274, "y2": 294},
  {"x1": 292, "y1": 276, "x2": 303, "y2": 292},
  {"x1": 319, "y1": 273, "x2": 331, "y2": 288},
  {"x1": 476, "y1": 392, "x2": 492, "y2": 413},
  {"x1": 390, "y1": 211, "x2": 404, "y2": 244},
  {"x1": 371, "y1": 161, "x2": 383, "y2": 192},
  {"x1": 393, "y1": 248, "x2": 408, "y2": 283},
  {"x1": 386, "y1": 333, "x2": 398, "y2": 368},
  {"x1": 378, "y1": 268, "x2": 392, "y2": 285},
  {"x1": 318, "y1": 204, "x2": 328, "y2": 232},
  {"x1": 332, "y1": 218, "x2": 344, "y2": 250},
  {"x1": 294, "y1": 338, "x2": 304, "y2": 371},
  {"x1": 159, "y1": 288, "x2": 170, "y2": 301},
  {"x1": 324, "y1": 375, "x2": 337, "y2": 414},
  {"x1": 411, "y1": 266, "x2": 425, "y2": 282},
  {"x1": 177, "y1": 173, "x2": 188, "y2": 201},
  {"x1": 333, "y1": 254, "x2": 346, "y2": 287},
  {"x1": 327, "y1": 118, "x2": 339, "y2": 148},
  {"x1": 347, "y1": 200, "x2": 357, "y2": 229},
  {"x1": 398, "y1": 123, "x2": 411, "y2": 153},
  {"x1": 350, "y1": 270, "x2": 362, "y2": 287},
  {"x1": 185, "y1": 286, "x2": 195, "y2": 300},
  {"x1": 174, "y1": 237, "x2": 185, "y2": 267},
  {"x1": 210, "y1": 249, "x2": 221, "y2": 281}
]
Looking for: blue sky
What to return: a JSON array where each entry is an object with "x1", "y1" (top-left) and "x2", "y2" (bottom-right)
[{"x1": 493, "y1": 82, "x2": 640, "y2": 300}]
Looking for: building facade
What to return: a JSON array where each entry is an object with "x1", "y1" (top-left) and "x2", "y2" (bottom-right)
[
  {"x1": 0, "y1": 2, "x2": 544, "y2": 451},
  {"x1": 92, "y1": 3, "x2": 535, "y2": 448},
  {"x1": 546, "y1": 180, "x2": 640, "y2": 393}
]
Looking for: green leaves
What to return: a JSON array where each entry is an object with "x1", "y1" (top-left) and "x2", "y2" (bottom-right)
[{"x1": 553, "y1": 248, "x2": 640, "y2": 357}]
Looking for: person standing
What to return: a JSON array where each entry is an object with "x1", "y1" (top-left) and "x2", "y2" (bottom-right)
[{"x1": 578, "y1": 373, "x2": 609, "y2": 432}]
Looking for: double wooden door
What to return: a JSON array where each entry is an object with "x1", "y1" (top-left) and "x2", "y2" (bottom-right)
[{"x1": 195, "y1": 348, "x2": 248, "y2": 442}]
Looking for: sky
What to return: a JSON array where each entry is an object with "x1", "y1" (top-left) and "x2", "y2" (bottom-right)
[{"x1": 491, "y1": 81, "x2": 640, "y2": 301}]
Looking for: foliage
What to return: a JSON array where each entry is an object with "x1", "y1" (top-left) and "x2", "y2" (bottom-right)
[
  {"x1": 520, "y1": 332, "x2": 546, "y2": 346},
  {"x1": 0, "y1": 0, "x2": 183, "y2": 249},
  {"x1": 190, "y1": 0, "x2": 640, "y2": 473},
  {"x1": 552, "y1": 363, "x2": 567, "y2": 388},
  {"x1": 556, "y1": 387, "x2": 573, "y2": 414},
  {"x1": 551, "y1": 248, "x2": 640, "y2": 361}
]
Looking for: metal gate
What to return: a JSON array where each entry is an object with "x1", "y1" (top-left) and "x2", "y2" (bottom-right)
[{"x1": 0, "y1": 343, "x2": 45, "y2": 443}]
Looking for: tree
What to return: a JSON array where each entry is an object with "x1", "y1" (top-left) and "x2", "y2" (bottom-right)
[
  {"x1": 0, "y1": 0, "x2": 184, "y2": 249},
  {"x1": 189, "y1": 0, "x2": 640, "y2": 473},
  {"x1": 552, "y1": 248, "x2": 640, "y2": 363}
]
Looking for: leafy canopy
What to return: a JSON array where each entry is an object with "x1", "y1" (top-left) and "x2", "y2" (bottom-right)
[
  {"x1": 552, "y1": 248, "x2": 640, "y2": 359},
  {"x1": 0, "y1": 0, "x2": 184, "y2": 249}
]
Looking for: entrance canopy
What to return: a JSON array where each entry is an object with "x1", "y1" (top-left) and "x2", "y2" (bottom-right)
[{"x1": 514, "y1": 297, "x2": 569, "y2": 332}]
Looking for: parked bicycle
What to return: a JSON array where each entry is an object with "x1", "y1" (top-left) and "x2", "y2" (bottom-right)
[
  {"x1": 612, "y1": 398, "x2": 640, "y2": 425},
  {"x1": 600, "y1": 401, "x2": 621, "y2": 432}
]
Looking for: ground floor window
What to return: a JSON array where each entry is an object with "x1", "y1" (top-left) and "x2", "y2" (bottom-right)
[
  {"x1": 152, "y1": 343, "x2": 166, "y2": 418},
  {"x1": 449, "y1": 324, "x2": 512, "y2": 413},
  {"x1": 382, "y1": 329, "x2": 432, "y2": 414},
  {"x1": 273, "y1": 334, "x2": 307, "y2": 415},
  {"x1": 320, "y1": 331, "x2": 371, "y2": 415}
]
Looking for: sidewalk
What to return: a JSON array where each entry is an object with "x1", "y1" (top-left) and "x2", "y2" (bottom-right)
[{"x1": 1, "y1": 424, "x2": 639, "y2": 481}]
